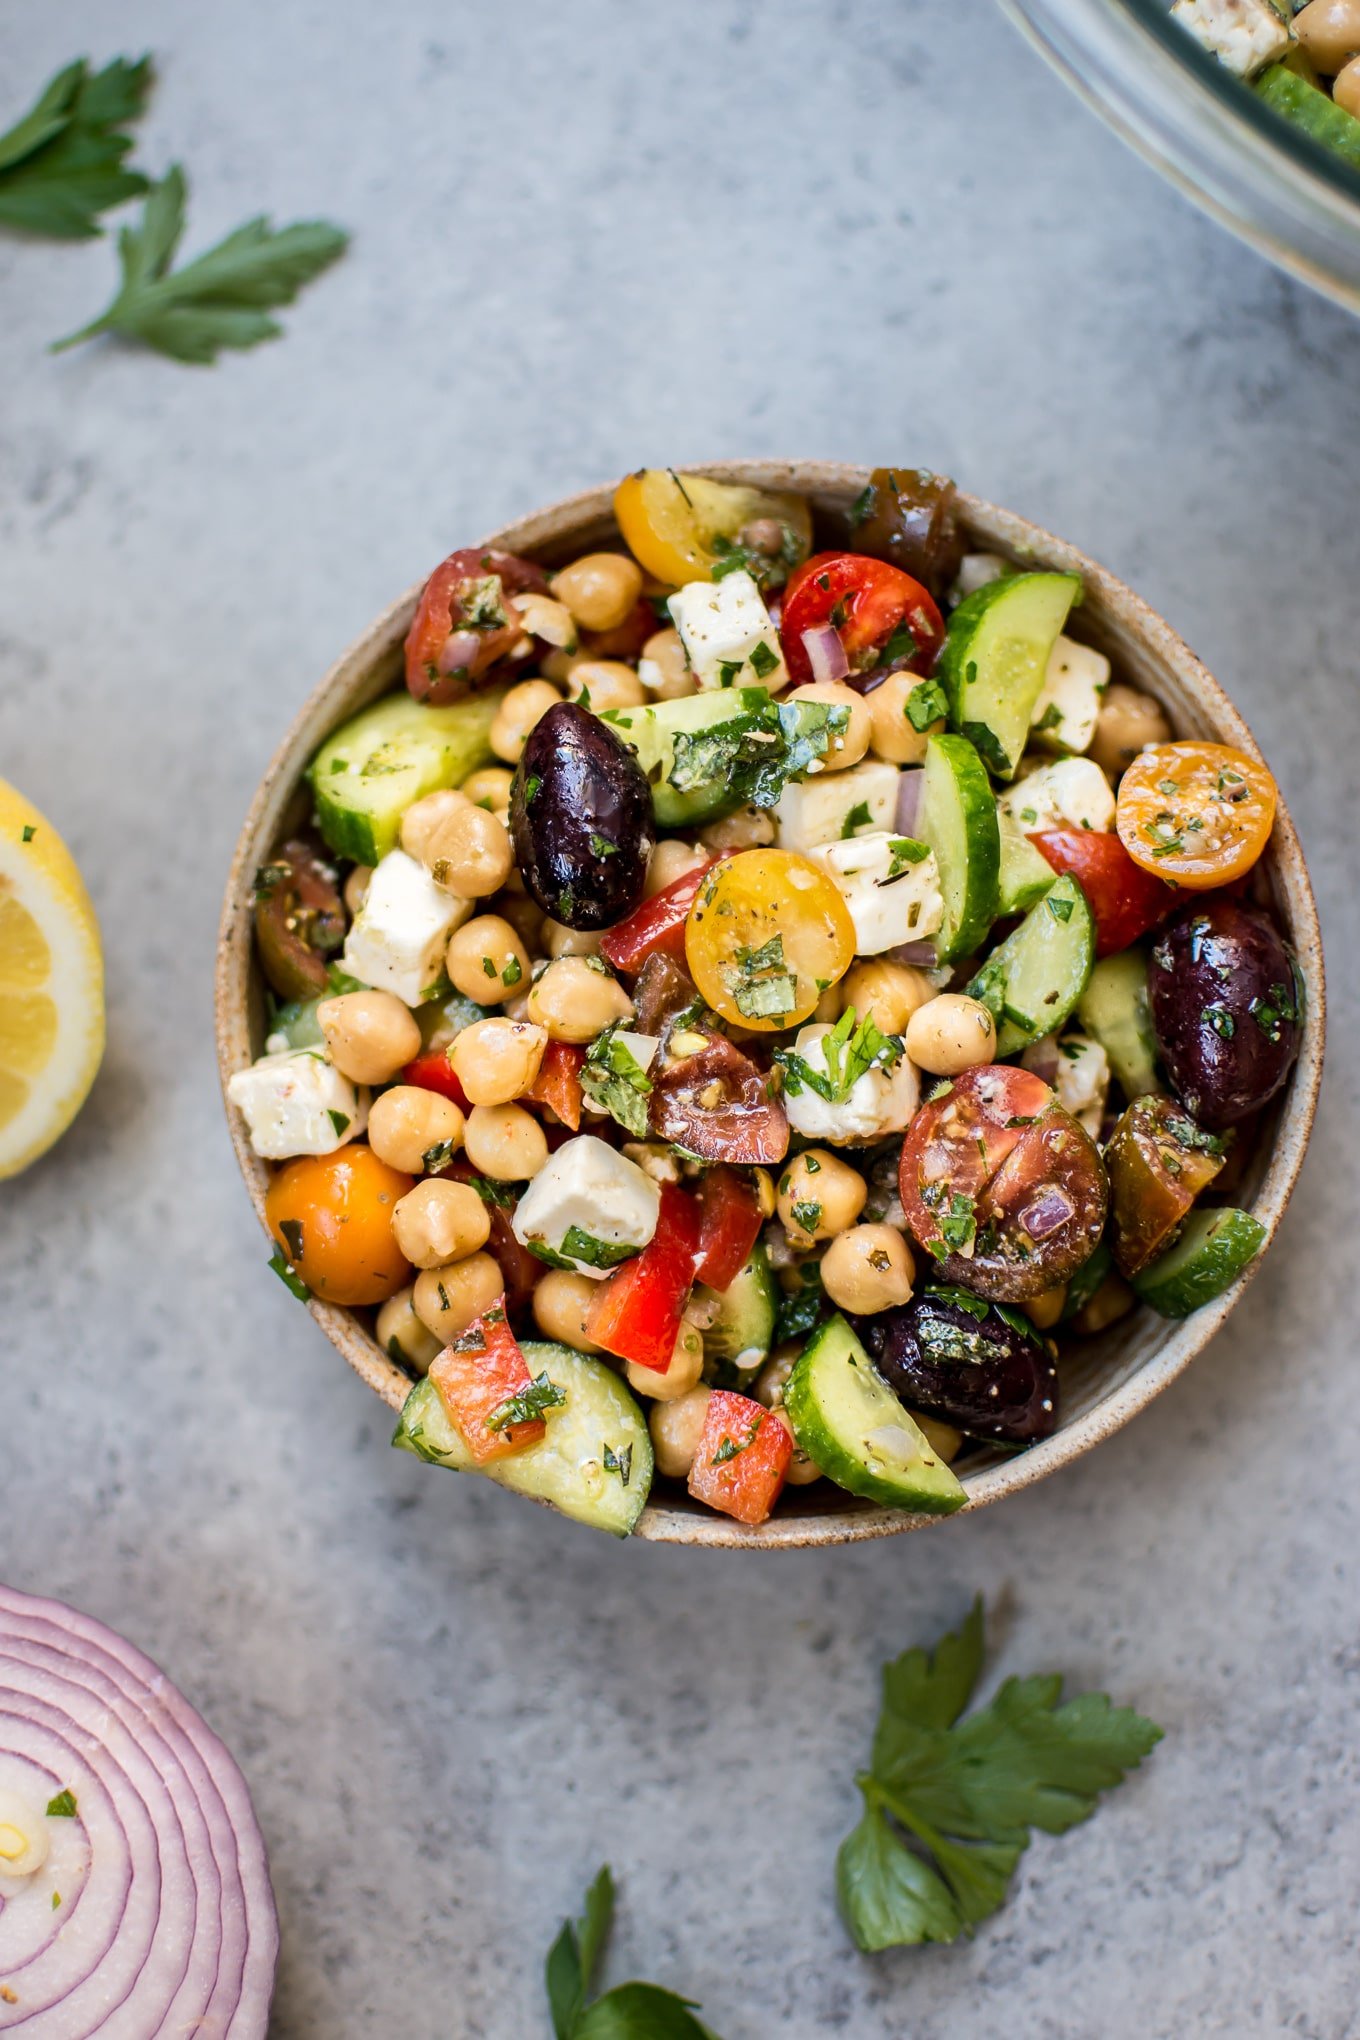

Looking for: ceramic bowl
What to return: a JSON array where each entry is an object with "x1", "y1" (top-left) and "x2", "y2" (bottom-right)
[{"x1": 215, "y1": 461, "x2": 1324, "y2": 1547}]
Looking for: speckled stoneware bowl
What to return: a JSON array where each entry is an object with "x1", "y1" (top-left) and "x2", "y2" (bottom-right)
[{"x1": 215, "y1": 461, "x2": 1324, "y2": 1548}]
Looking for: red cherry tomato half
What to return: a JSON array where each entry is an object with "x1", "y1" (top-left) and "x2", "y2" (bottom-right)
[
  {"x1": 599, "y1": 858, "x2": 721, "y2": 975},
  {"x1": 1030, "y1": 828, "x2": 1182, "y2": 959},
  {"x1": 522, "y1": 1040, "x2": 586, "y2": 1131},
  {"x1": 898, "y1": 1064, "x2": 1107, "y2": 1301},
  {"x1": 687, "y1": 1390, "x2": 792, "y2": 1525},
  {"x1": 780, "y1": 552, "x2": 944, "y2": 691},
  {"x1": 404, "y1": 547, "x2": 548, "y2": 704}
]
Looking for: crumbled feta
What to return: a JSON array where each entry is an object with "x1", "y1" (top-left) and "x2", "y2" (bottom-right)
[
  {"x1": 804, "y1": 832, "x2": 944, "y2": 955},
  {"x1": 341, "y1": 849, "x2": 471, "y2": 1006},
  {"x1": 1026, "y1": 1033, "x2": 1110, "y2": 1139},
  {"x1": 1030, "y1": 636, "x2": 1110, "y2": 756},
  {"x1": 997, "y1": 757, "x2": 1116, "y2": 836},
  {"x1": 510, "y1": 1134, "x2": 661, "y2": 1278},
  {"x1": 951, "y1": 552, "x2": 1010, "y2": 602},
  {"x1": 667, "y1": 571, "x2": 787, "y2": 693},
  {"x1": 781, "y1": 1022, "x2": 922, "y2": 1146},
  {"x1": 774, "y1": 757, "x2": 901, "y2": 853},
  {"x1": 1171, "y1": 0, "x2": 1292, "y2": 77},
  {"x1": 227, "y1": 1048, "x2": 367, "y2": 1160}
]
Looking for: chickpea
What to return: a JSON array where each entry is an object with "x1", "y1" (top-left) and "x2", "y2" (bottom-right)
[
  {"x1": 1088, "y1": 682, "x2": 1173, "y2": 781},
  {"x1": 413, "y1": 1252, "x2": 504, "y2": 1342},
  {"x1": 551, "y1": 551, "x2": 644, "y2": 633},
  {"x1": 375, "y1": 1285, "x2": 443, "y2": 1375},
  {"x1": 1294, "y1": 0, "x2": 1360, "y2": 69},
  {"x1": 544, "y1": 918, "x2": 603, "y2": 960},
  {"x1": 1026, "y1": 1283, "x2": 1067, "y2": 1331},
  {"x1": 638, "y1": 626, "x2": 696, "y2": 700},
  {"x1": 839, "y1": 959, "x2": 932, "y2": 1035},
  {"x1": 343, "y1": 865, "x2": 372, "y2": 916},
  {"x1": 368, "y1": 1085, "x2": 465, "y2": 1174},
  {"x1": 649, "y1": 1385, "x2": 711, "y2": 1478},
  {"x1": 699, "y1": 803, "x2": 775, "y2": 852},
  {"x1": 399, "y1": 789, "x2": 464, "y2": 866},
  {"x1": 513, "y1": 591, "x2": 578, "y2": 649},
  {"x1": 490, "y1": 678, "x2": 562, "y2": 763},
  {"x1": 539, "y1": 646, "x2": 591, "y2": 686},
  {"x1": 419, "y1": 798, "x2": 514, "y2": 899},
  {"x1": 532, "y1": 1268, "x2": 604, "y2": 1353},
  {"x1": 446, "y1": 915, "x2": 530, "y2": 1004},
  {"x1": 494, "y1": 891, "x2": 547, "y2": 953},
  {"x1": 449, "y1": 1017, "x2": 547, "y2": 1105},
  {"x1": 866, "y1": 671, "x2": 942, "y2": 764},
  {"x1": 821, "y1": 1224, "x2": 915, "y2": 1316},
  {"x1": 1335, "y1": 51, "x2": 1360, "y2": 112},
  {"x1": 777, "y1": 1149, "x2": 866, "y2": 1247},
  {"x1": 771, "y1": 1406, "x2": 822, "y2": 1485},
  {"x1": 463, "y1": 1103, "x2": 548, "y2": 1181},
  {"x1": 786, "y1": 681, "x2": 870, "y2": 771},
  {"x1": 645, "y1": 839, "x2": 706, "y2": 897},
  {"x1": 905, "y1": 994, "x2": 997, "y2": 1076},
  {"x1": 391, "y1": 1179, "x2": 491, "y2": 1269},
  {"x1": 316, "y1": 990, "x2": 422, "y2": 1085},
  {"x1": 565, "y1": 659, "x2": 647, "y2": 714},
  {"x1": 527, "y1": 957, "x2": 633, "y2": 1043},
  {"x1": 911, "y1": 1411, "x2": 963, "y2": 1464},
  {"x1": 753, "y1": 1342, "x2": 801, "y2": 1409},
  {"x1": 1071, "y1": 1272, "x2": 1135, "y2": 1336},
  {"x1": 626, "y1": 1316, "x2": 705, "y2": 1402},
  {"x1": 461, "y1": 766, "x2": 516, "y2": 813}
]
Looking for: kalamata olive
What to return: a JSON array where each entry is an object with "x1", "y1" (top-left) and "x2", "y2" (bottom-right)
[
  {"x1": 510, "y1": 703, "x2": 655, "y2": 930},
  {"x1": 1105, "y1": 1094, "x2": 1226, "y2": 1279},
  {"x1": 858, "y1": 1289, "x2": 1059, "y2": 1444},
  {"x1": 649, "y1": 1030, "x2": 789, "y2": 1165},
  {"x1": 253, "y1": 837, "x2": 345, "y2": 1000},
  {"x1": 898, "y1": 1064, "x2": 1107, "y2": 1301},
  {"x1": 840, "y1": 465, "x2": 964, "y2": 602},
  {"x1": 1149, "y1": 899, "x2": 1303, "y2": 1129},
  {"x1": 404, "y1": 547, "x2": 549, "y2": 704}
]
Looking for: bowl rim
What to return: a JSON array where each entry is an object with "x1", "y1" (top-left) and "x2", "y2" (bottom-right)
[{"x1": 214, "y1": 460, "x2": 1325, "y2": 1550}]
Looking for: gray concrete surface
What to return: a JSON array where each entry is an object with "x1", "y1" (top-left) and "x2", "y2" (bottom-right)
[{"x1": 2, "y1": 2, "x2": 1357, "y2": 2034}]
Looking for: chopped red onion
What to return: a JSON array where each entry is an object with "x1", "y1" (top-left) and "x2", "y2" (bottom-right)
[
  {"x1": 801, "y1": 624, "x2": 848, "y2": 687},
  {"x1": 895, "y1": 768, "x2": 924, "y2": 837},
  {"x1": 1021, "y1": 1186, "x2": 1074, "y2": 1239},
  {"x1": 1022, "y1": 1037, "x2": 1062, "y2": 1086},
  {"x1": 0, "y1": 1583, "x2": 277, "y2": 2035},
  {"x1": 889, "y1": 940, "x2": 939, "y2": 969}
]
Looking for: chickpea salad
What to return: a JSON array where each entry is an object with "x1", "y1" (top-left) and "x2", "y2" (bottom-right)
[
  {"x1": 229, "y1": 466, "x2": 1305, "y2": 1536},
  {"x1": 1171, "y1": 0, "x2": 1360, "y2": 170}
]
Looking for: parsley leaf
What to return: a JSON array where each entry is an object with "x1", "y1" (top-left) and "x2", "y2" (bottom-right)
[
  {"x1": 906, "y1": 677, "x2": 949, "y2": 731},
  {"x1": 0, "y1": 55, "x2": 153, "y2": 240},
  {"x1": 546, "y1": 1865, "x2": 721, "y2": 2040},
  {"x1": 838, "y1": 1600, "x2": 1163, "y2": 1952},
  {"x1": 486, "y1": 1371, "x2": 567, "y2": 1432},
  {"x1": 580, "y1": 1022, "x2": 653, "y2": 1137},
  {"x1": 841, "y1": 800, "x2": 874, "y2": 839},
  {"x1": 54, "y1": 164, "x2": 347, "y2": 363},
  {"x1": 267, "y1": 1249, "x2": 310, "y2": 1302},
  {"x1": 775, "y1": 1006, "x2": 902, "y2": 1104},
  {"x1": 774, "y1": 1259, "x2": 827, "y2": 1344},
  {"x1": 45, "y1": 1789, "x2": 78, "y2": 1819}
]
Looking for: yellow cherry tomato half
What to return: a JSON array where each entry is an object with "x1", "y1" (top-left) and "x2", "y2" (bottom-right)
[
  {"x1": 684, "y1": 849, "x2": 856, "y2": 1032},
  {"x1": 613, "y1": 469, "x2": 813, "y2": 588},
  {"x1": 1116, "y1": 741, "x2": 1277, "y2": 889},
  {"x1": 265, "y1": 1146, "x2": 414, "y2": 1305}
]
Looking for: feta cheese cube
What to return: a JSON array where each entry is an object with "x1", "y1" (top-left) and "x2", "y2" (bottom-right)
[
  {"x1": 774, "y1": 757, "x2": 901, "y2": 853},
  {"x1": 997, "y1": 757, "x2": 1116, "y2": 836},
  {"x1": 341, "y1": 849, "x2": 471, "y2": 1006},
  {"x1": 667, "y1": 571, "x2": 787, "y2": 694},
  {"x1": 510, "y1": 1134, "x2": 661, "y2": 1278},
  {"x1": 950, "y1": 553, "x2": 1010, "y2": 602},
  {"x1": 781, "y1": 1023, "x2": 921, "y2": 1146},
  {"x1": 227, "y1": 1048, "x2": 366, "y2": 1160},
  {"x1": 1026, "y1": 1033, "x2": 1110, "y2": 1139},
  {"x1": 1030, "y1": 636, "x2": 1110, "y2": 756},
  {"x1": 1171, "y1": 0, "x2": 1292, "y2": 78},
  {"x1": 804, "y1": 832, "x2": 945, "y2": 955}
]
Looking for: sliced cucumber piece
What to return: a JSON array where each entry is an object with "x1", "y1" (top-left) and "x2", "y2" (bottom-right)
[
  {"x1": 784, "y1": 1315, "x2": 966, "y2": 1514},
  {"x1": 392, "y1": 1341, "x2": 653, "y2": 1536},
  {"x1": 916, "y1": 733, "x2": 1000, "y2": 964},
  {"x1": 1257, "y1": 64, "x2": 1360, "y2": 171},
  {"x1": 1132, "y1": 1208, "x2": 1267, "y2": 1318},
  {"x1": 1076, "y1": 948, "x2": 1161, "y2": 1102},
  {"x1": 602, "y1": 690, "x2": 760, "y2": 827},
  {"x1": 697, "y1": 1245, "x2": 776, "y2": 1384},
  {"x1": 308, "y1": 688, "x2": 506, "y2": 866},
  {"x1": 941, "y1": 572, "x2": 1081, "y2": 780},
  {"x1": 967, "y1": 873, "x2": 1095, "y2": 1058},
  {"x1": 997, "y1": 808, "x2": 1055, "y2": 917},
  {"x1": 269, "y1": 996, "x2": 324, "y2": 1048}
]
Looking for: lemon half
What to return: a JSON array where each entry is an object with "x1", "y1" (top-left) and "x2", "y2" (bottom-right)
[{"x1": 0, "y1": 780, "x2": 104, "y2": 1179}]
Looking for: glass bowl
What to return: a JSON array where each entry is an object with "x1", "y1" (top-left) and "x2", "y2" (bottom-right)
[{"x1": 998, "y1": 0, "x2": 1360, "y2": 311}]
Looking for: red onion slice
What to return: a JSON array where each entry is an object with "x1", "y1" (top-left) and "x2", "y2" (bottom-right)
[
  {"x1": 1021, "y1": 1037, "x2": 1061, "y2": 1086},
  {"x1": 895, "y1": 767, "x2": 924, "y2": 837},
  {"x1": 889, "y1": 940, "x2": 939, "y2": 969},
  {"x1": 1021, "y1": 1185, "x2": 1075, "y2": 1239},
  {"x1": 800, "y1": 624, "x2": 848, "y2": 687},
  {"x1": 0, "y1": 1583, "x2": 277, "y2": 2036}
]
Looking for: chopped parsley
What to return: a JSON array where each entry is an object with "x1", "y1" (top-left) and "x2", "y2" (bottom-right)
[
  {"x1": 326, "y1": 1108, "x2": 350, "y2": 1137},
  {"x1": 267, "y1": 1249, "x2": 310, "y2": 1301},
  {"x1": 21, "y1": 823, "x2": 37, "y2": 843},
  {"x1": 603, "y1": 1442, "x2": 633, "y2": 1486},
  {"x1": 502, "y1": 955, "x2": 523, "y2": 987},
  {"x1": 724, "y1": 933, "x2": 797, "y2": 1021},
  {"x1": 938, "y1": 1192, "x2": 977, "y2": 1255},
  {"x1": 776, "y1": 1006, "x2": 903, "y2": 1103},
  {"x1": 464, "y1": 1171, "x2": 519, "y2": 1206},
  {"x1": 523, "y1": 773, "x2": 542, "y2": 804},
  {"x1": 1047, "y1": 892, "x2": 1074, "y2": 923},
  {"x1": 775, "y1": 1259, "x2": 826, "y2": 1342},
  {"x1": 906, "y1": 676, "x2": 949, "y2": 731},
  {"x1": 1204, "y1": 1005, "x2": 1236, "y2": 1039},
  {"x1": 45, "y1": 1790, "x2": 78, "y2": 1819},
  {"x1": 887, "y1": 835, "x2": 930, "y2": 878},
  {"x1": 791, "y1": 1199, "x2": 823, "y2": 1236},
  {"x1": 589, "y1": 832, "x2": 618, "y2": 859},
  {"x1": 580, "y1": 1022, "x2": 653, "y2": 1137},
  {"x1": 712, "y1": 1412, "x2": 763, "y2": 1465},
  {"x1": 879, "y1": 621, "x2": 918, "y2": 668},
  {"x1": 749, "y1": 638, "x2": 780, "y2": 679},
  {"x1": 486, "y1": 1371, "x2": 567, "y2": 1432},
  {"x1": 841, "y1": 801, "x2": 874, "y2": 839},
  {"x1": 528, "y1": 1226, "x2": 640, "y2": 1272},
  {"x1": 422, "y1": 1138, "x2": 459, "y2": 1172}
]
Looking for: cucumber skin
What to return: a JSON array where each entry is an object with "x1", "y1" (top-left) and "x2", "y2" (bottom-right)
[
  {"x1": 919, "y1": 733, "x2": 1001, "y2": 965},
  {"x1": 1257, "y1": 64, "x2": 1360, "y2": 170},
  {"x1": 997, "y1": 810, "x2": 1056, "y2": 917},
  {"x1": 968, "y1": 873, "x2": 1095, "y2": 1056},
  {"x1": 697, "y1": 1246, "x2": 777, "y2": 1380},
  {"x1": 1132, "y1": 1209, "x2": 1267, "y2": 1318},
  {"x1": 1076, "y1": 949, "x2": 1161, "y2": 1101},
  {"x1": 784, "y1": 1316, "x2": 966, "y2": 1515},
  {"x1": 940, "y1": 572, "x2": 1081, "y2": 781},
  {"x1": 308, "y1": 689, "x2": 505, "y2": 866},
  {"x1": 603, "y1": 691, "x2": 761, "y2": 830},
  {"x1": 393, "y1": 1342, "x2": 654, "y2": 1536}
]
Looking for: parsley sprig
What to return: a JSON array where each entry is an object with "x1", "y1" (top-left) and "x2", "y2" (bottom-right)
[
  {"x1": 0, "y1": 56, "x2": 153, "y2": 239},
  {"x1": 580, "y1": 1023, "x2": 653, "y2": 1138},
  {"x1": 838, "y1": 1600, "x2": 1162, "y2": 1951},
  {"x1": 776, "y1": 1006, "x2": 902, "y2": 1104},
  {"x1": 54, "y1": 163, "x2": 347, "y2": 363},
  {"x1": 546, "y1": 1867, "x2": 721, "y2": 2040}
]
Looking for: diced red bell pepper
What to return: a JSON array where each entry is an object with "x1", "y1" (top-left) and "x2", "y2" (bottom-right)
[
  {"x1": 693, "y1": 1166, "x2": 764, "y2": 1291},
  {"x1": 599, "y1": 859, "x2": 720, "y2": 975},
  {"x1": 428, "y1": 1297, "x2": 547, "y2": 1463},
  {"x1": 586, "y1": 1182, "x2": 701, "y2": 1372},
  {"x1": 687, "y1": 1389, "x2": 792, "y2": 1526},
  {"x1": 522, "y1": 1040, "x2": 586, "y2": 1131},
  {"x1": 401, "y1": 1047, "x2": 471, "y2": 1111},
  {"x1": 1030, "y1": 828, "x2": 1182, "y2": 959}
]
